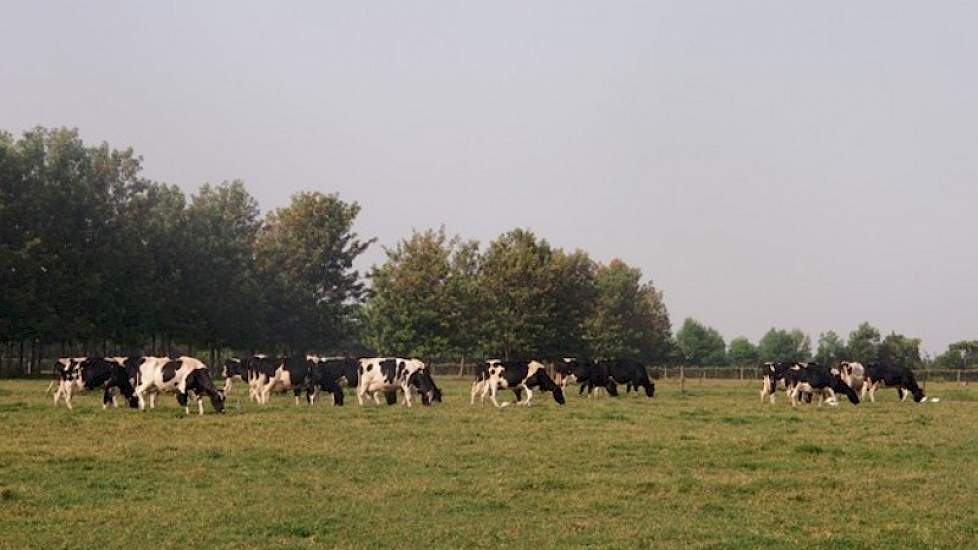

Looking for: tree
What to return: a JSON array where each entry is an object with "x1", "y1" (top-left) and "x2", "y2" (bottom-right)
[
  {"x1": 878, "y1": 332, "x2": 922, "y2": 371},
  {"x1": 254, "y1": 192, "x2": 372, "y2": 352},
  {"x1": 932, "y1": 340, "x2": 978, "y2": 369},
  {"x1": 364, "y1": 227, "x2": 481, "y2": 359},
  {"x1": 477, "y1": 229, "x2": 558, "y2": 359},
  {"x1": 585, "y1": 259, "x2": 671, "y2": 362},
  {"x1": 675, "y1": 318, "x2": 726, "y2": 365},
  {"x1": 847, "y1": 322, "x2": 881, "y2": 364},
  {"x1": 815, "y1": 331, "x2": 847, "y2": 367},
  {"x1": 727, "y1": 337, "x2": 758, "y2": 366},
  {"x1": 757, "y1": 328, "x2": 811, "y2": 363}
]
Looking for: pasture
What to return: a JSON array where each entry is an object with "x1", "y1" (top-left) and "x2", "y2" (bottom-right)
[{"x1": 1, "y1": 377, "x2": 977, "y2": 549}]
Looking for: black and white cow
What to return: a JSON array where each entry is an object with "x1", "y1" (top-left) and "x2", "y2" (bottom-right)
[
  {"x1": 759, "y1": 362, "x2": 794, "y2": 404},
  {"x1": 553, "y1": 358, "x2": 618, "y2": 398},
  {"x1": 839, "y1": 361, "x2": 866, "y2": 394},
  {"x1": 476, "y1": 360, "x2": 566, "y2": 408},
  {"x1": 356, "y1": 357, "x2": 437, "y2": 407},
  {"x1": 787, "y1": 363, "x2": 860, "y2": 406},
  {"x1": 602, "y1": 359, "x2": 655, "y2": 397},
  {"x1": 132, "y1": 356, "x2": 225, "y2": 414},
  {"x1": 255, "y1": 356, "x2": 318, "y2": 405},
  {"x1": 221, "y1": 358, "x2": 250, "y2": 397},
  {"x1": 862, "y1": 363, "x2": 926, "y2": 403},
  {"x1": 310, "y1": 356, "x2": 359, "y2": 406},
  {"x1": 56, "y1": 357, "x2": 138, "y2": 411},
  {"x1": 470, "y1": 361, "x2": 522, "y2": 405}
]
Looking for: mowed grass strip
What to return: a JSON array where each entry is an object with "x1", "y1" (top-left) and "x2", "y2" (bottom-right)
[{"x1": 1, "y1": 379, "x2": 976, "y2": 549}]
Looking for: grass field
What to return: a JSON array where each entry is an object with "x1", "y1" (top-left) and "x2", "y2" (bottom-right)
[{"x1": 1, "y1": 377, "x2": 977, "y2": 549}]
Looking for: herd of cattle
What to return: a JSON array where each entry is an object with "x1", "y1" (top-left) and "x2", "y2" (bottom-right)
[
  {"x1": 46, "y1": 354, "x2": 934, "y2": 414},
  {"x1": 759, "y1": 360, "x2": 937, "y2": 406}
]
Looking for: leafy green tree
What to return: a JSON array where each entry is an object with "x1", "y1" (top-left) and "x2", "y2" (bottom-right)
[
  {"x1": 932, "y1": 340, "x2": 978, "y2": 369},
  {"x1": 585, "y1": 259, "x2": 671, "y2": 362},
  {"x1": 477, "y1": 229, "x2": 558, "y2": 359},
  {"x1": 727, "y1": 337, "x2": 758, "y2": 366},
  {"x1": 675, "y1": 318, "x2": 726, "y2": 365},
  {"x1": 364, "y1": 227, "x2": 479, "y2": 359},
  {"x1": 878, "y1": 332, "x2": 922, "y2": 371},
  {"x1": 255, "y1": 192, "x2": 372, "y2": 352},
  {"x1": 545, "y1": 249, "x2": 597, "y2": 357},
  {"x1": 847, "y1": 322, "x2": 880, "y2": 364},
  {"x1": 757, "y1": 328, "x2": 811, "y2": 362},
  {"x1": 815, "y1": 331, "x2": 847, "y2": 367}
]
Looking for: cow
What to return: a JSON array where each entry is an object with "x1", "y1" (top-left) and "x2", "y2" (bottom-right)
[
  {"x1": 553, "y1": 358, "x2": 617, "y2": 398},
  {"x1": 787, "y1": 363, "x2": 860, "y2": 406},
  {"x1": 132, "y1": 356, "x2": 225, "y2": 414},
  {"x1": 254, "y1": 356, "x2": 318, "y2": 405},
  {"x1": 759, "y1": 362, "x2": 794, "y2": 404},
  {"x1": 356, "y1": 357, "x2": 437, "y2": 407},
  {"x1": 221, "y1": 357, "x2": 251, "y2": 397},
  {"x1": 56, "y1": 357, "x2": 138, "y2": 411},
  {"x1": 471, "y1": 360, "x2": 522, "y2": 405},
  {"x1": 862, "y1": 363, "x2": 925, "y2": 403},
  {"x1": 602, "y1": 359, "x2": 655, "y2": 397},
  {"x1": 839, "y1": 361, "x2": 866, "y2": 393},
  {"x1": 478, "y1": 360, "x2": 566, "y2": 408}
]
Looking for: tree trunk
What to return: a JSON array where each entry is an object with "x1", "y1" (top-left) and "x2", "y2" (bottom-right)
[{"x1": 18, "y1": 339, "x2": 25, "y2": 376}]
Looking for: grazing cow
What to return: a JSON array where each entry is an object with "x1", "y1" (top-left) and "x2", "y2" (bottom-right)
[
  {"x1": 553, "y1": 358, "x2": 617, "y2": 398},
  {"x1": 787, "y1": 363, "x2": 860, "y2": 406},
  {"x1": 759, "y1": 362, "x2": 794, "y2": 404},
  {"x1": 356, "y1": 357, "x2": 437, "y2": 407},
  {"x1": 310, "y1": 357, "x2": 359, "y2": 406},
  {"x1": 255, "y1": 356, "x2": 318, "y2": 405},
  {"x1": 471, "y1": 361, "x2": 522, "y2": 405},
  {"x1": 479, "y1": 360, "x2": 566, "y2": 408},
  {"x1": 602, "y1": 359, "x2": 655, "y2": 397},
  {"x1": 56, "y1": 358, "x2": 138, "y2": 411},
  {"x1": 862, "y1": 363, "x2": 925, "y2": 403},
  {"x1": 221, "y1": 358, "x2": 250, "y2": 397},
  {"x1": 132, "y1": 356, "x2": 225, "y2": 414},
  {"x1": 839, "y1": 361, "x2": 866, "y2": 393}
]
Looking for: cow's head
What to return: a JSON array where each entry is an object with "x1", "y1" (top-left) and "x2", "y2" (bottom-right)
[
  {"x1": 212, "y1": 389, "x2": 226, "y2": 413},
  {"x1": 409, "y1": 371, "x2": 438, "y2": 406}
]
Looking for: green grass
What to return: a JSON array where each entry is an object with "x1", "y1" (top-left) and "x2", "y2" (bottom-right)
[{"x1": 1, "y1": 378, "x2": 976, "y2": 549}]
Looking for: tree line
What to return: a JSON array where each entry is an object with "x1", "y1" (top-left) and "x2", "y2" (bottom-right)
[
  {"x1": 1, "y1": 127, "x2": 974, "y2": 375},
  {"x1": 676, "y1": 319, "x2": 978, "y2": 371}
]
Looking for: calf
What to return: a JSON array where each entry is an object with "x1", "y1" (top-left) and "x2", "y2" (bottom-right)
[
  {"x1": 57, "y1": 358, "x2": 138, "y2": 411},
  {"x1": 603, "y1": 359, "x2": 655, "y2": 397},
  {"x1": 787, "y1": 363, "x2": 860, "y2": 406},
  {"x1": 862, "y1": 363, "x2": 925, "y2": 403},
  {"x1": 480, "y1": 360, "x2": 566, "y2": 408},
  {"x1": 133, "y1": 356, "x2": 225, "y2": 414},
  {"x1": 356, "y1": 357, "x2": 437, "y2": 407}
]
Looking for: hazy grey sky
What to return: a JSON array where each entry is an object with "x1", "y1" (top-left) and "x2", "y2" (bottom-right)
[{"x1": 3, "y1": 1, "x2": 976, "y2": 353}]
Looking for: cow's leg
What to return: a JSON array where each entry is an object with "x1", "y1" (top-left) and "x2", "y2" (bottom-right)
[
  {"x1": 197, "y1": 395, "x2": 204, "y2": 416},
  {"x1": 898, "y1": 387, "x2": 907, "y2": 401},
  {"x1": 294, "y1": 388, "x2": 301, "y2": 406},
  {"x1": 470, "y1": 381, "x2": 482, "y2": 405},
  {"x1": 401, "y1": 383, "x2": 412, "y2": 408},
  {"x1": 223, "y1": 378, "x2": 233, "y2": 397},
  {"x1": 64, "y1": 384, "x2": 75, "y2": 411},
  {"x1": 489, "y1": 383, "x2": 506, "y2": 408},
  {"x1": 523, "y1": 386, "x2": 534, "y2": 406},
  {"x1": 356, "y1": 383, "x2": 367, "y2": 406},
  {"x1": 149, "y1": 390, "x2": 158, "y2": 409},
  {"x1": 133, "y1": 381, "x2": 150, "y2": 411},
  {"x1": 868, "y1": 383, "x2": 877, "y2": 403}
]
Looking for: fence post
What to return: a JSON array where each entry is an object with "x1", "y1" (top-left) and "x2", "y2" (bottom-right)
[
  {"x1": 739, "y1": 366, "x2": 744, "y2": 380},
  {"x1": 957, "y1": 370, "x2": 962, "y2": 384},
  {"x1": 663, "y1": 367, "x2": 667, "y2": 380},
  {"x1": 680, "y1": 366, "x2": 685, "y2": 394}
]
